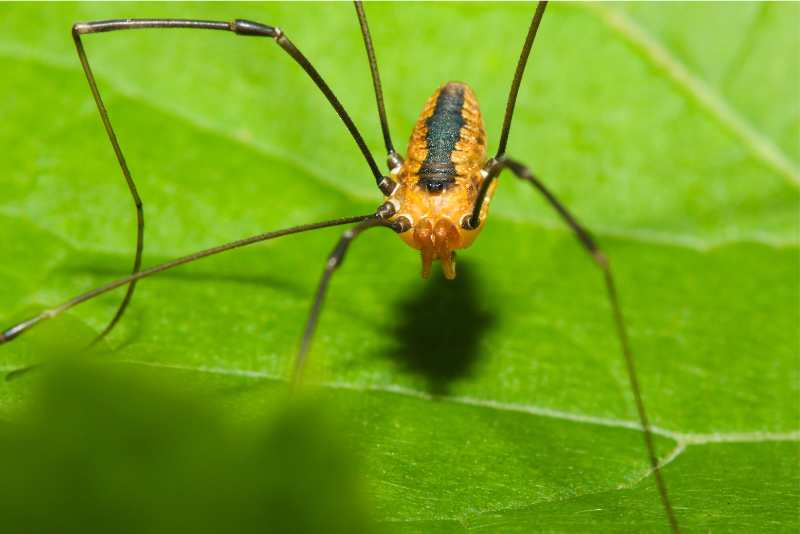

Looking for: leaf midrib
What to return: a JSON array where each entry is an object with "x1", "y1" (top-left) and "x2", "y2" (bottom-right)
[
  {"x1": 2, "y1": 358, "x2": 786, "y2": 442},
  {"x1": 585, "y1": 3, "x2": 800, "y2": 188}
]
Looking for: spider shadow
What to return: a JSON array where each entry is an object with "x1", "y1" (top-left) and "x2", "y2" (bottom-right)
[{"x1": 383, "y1": 263, "x2": 495, "y2": 396}]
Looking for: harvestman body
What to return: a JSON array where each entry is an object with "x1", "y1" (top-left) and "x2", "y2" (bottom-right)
[{"x1": 0, "y1": 3, "x2": 680, "y2": 531}]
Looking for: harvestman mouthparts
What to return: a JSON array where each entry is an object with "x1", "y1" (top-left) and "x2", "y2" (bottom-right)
[{"x1": 2, "y1": 3, "x2": 679, "y2": 531}]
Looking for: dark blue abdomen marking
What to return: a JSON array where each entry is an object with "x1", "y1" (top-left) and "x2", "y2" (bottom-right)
[{"x1": 419, "y1": 84, "x2": 465, "y2": 193}]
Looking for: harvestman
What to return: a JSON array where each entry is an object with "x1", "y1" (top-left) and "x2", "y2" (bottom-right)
[{"x1": 1, "y1": 2, "x2": 679, "y2": 530}]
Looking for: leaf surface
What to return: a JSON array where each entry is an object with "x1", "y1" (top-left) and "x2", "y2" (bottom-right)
[{"x1": 0, "y1": 2, "x2": 797, "y2": 532}]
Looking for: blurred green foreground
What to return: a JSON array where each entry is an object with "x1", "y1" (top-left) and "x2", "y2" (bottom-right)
[{"x1": 0, "y1": 364, "x2": 376, "y2": 534}]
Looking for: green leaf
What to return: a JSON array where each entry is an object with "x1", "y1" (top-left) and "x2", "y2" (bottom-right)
[{"x1": 0, "y1": 2, "x2": 797, "y2": 532}]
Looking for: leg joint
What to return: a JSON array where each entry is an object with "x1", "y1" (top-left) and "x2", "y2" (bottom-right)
[
  {"x1": 460, "y1": 213, "x2": 476, "y2": 231},
  {"x1": 378, "y1": 176, "x2": 398, "y2": 196},
  {"x1": 387, "y1": 151, "x2": 404, "y2": 172},
  {"x1": 325, "y1": 256, "x2": 340, "y2": 271},
  {"x1": 390, "y1": 215, "x2": 412, "y2": 233},
  {"x1": 375, "y1": 200, "x2": 397, "y2": 220},
  {"x1": 72, "y1": 22, "x2": 89, "y2": 37},
  {"x1": 231, "y1": 19, "x2": 280, "y2": 38}
]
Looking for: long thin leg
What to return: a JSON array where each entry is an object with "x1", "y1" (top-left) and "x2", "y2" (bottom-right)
[
  {"x1": 1, "y1": 213, "x2": 375, "y2": 380},
  {"x1": 473, "y1": 3, "x2": 678, "y2": 529},
  {"x1": 72, "y1": 26, "x2": 144, "y2": 346},
  {"x1": 73, "y1": 18, "x2": 396, "y2": 194},
  {"x1": 293, "y1": 217, "x2": 390, "y2": 385},
  {"x1": 353, "y1": 1, "x2": 402, "y2": 170},
  {"x1": 65, "y1": 17, "x2": 397, "y2": 344},
  {"x1": 475, "y1": 157, "x2": 681, "y2": 533},
  {"x1": 496, "y1": 1, "x2": 548, "y2": 158}
]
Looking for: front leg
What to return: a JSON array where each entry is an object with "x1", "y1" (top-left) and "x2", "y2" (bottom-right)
[
  {"x1": 72, "y1": 17, "x2": 394, "y2": 193},
  {"x1": 293, "y1": 216, "x2": 395, "y2": 386},
  {"x1": 62, "y1": 15, "x2": 396, "y2": 345}
]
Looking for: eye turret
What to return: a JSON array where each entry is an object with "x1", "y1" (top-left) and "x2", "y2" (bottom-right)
[
  {"x1": 426, "y1": 182, "x2": 445, "y2": 193},
  {"x1": 420, "y1": 178, "x2": 451, "y2": 194}
]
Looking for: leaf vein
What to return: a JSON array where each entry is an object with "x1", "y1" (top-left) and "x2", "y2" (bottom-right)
[
  {"x1": 112, "y1": 359, "x2": 800, "y2": 443},
  {"x1": 586, "y1": 3, "x2": 800, "y2": 188}
]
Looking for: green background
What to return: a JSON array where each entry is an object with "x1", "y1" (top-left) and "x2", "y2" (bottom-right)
[{"x1": 0, "y1": 2, "x2": 797, "y2": 532}]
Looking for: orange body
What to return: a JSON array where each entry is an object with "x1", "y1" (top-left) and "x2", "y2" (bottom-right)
[{"x1": 385, "y1": 82, "x2": 496, "y2": 279}]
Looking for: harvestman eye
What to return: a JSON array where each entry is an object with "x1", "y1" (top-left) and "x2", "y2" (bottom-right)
[{"x1": 1, "y1": 3, "x2": 680, "y2": 531}]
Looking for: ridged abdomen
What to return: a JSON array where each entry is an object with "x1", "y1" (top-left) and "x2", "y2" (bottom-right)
[{"x1": 406, "y1": 82, "x2": 486, "y2": 193}]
